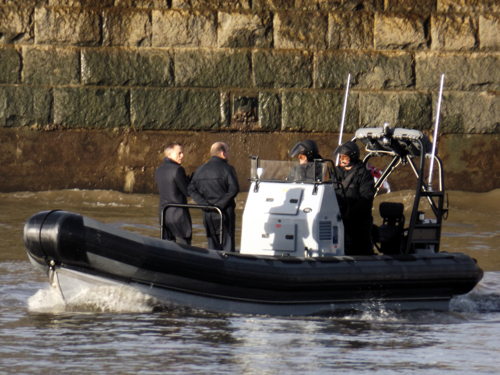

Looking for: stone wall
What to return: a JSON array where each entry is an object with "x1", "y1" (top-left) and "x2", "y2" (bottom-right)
[{"x1": 0, "y1": 0, "x2": 499, "y2": 192}]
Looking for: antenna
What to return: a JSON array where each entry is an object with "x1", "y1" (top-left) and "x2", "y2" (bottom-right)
[
  {"x1": 336, "y1": 73, "x2": 351, "y2": 165},
  {"x1": 428, "y1": 73, "x2": 445, "y2": 189}
]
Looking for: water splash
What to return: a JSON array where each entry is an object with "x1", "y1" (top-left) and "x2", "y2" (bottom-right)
[
  {"x1": 28, "y1": 284, "x2": 159, "y2": 314},
  {"x1": 450, "y1": 272, "x2": 500, "y2": 313}
]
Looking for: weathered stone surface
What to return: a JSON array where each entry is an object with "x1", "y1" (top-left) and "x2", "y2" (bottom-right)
[
  {"x1": 274, "y1": 12, "x2": 328, "y2": 49},
  {"x1": 431, "y1": 15, "x2": 477, "y2": 51},
  {"x1": 384, "y1": 0, "x2": 436, "y2": 13},
  {"x1": 441, "y1": 134, "x2": 500, "y2": 192},
  {"x1": 172, "y1": 0, "x2": 250, "y2": 10},
  {"x1": 131, "y1": 88, "x2": 220, "y2": 129},
  {"x1": 416, "y1": 52, "x2": 500, "y2": 91},
  {"x1": 375, "y1": 14, "x2": 428, "y2": 50},
  {"x1": 437, "y1": 0, "x2": 500, "y2": 13},
  {"x1": 23, "y1": 46, "x2": 79, "y2": 85},
  {"x1": 114, "y1": 0, "x2": 168, "y2": 8},
  {"x1": 252, "y1": 0, "x2": 295, "y2": 10},
  {"x1": 0, "y1": 46, "x2": 20, "y2": 83},
  {"x1": 175, "y1": 50, "x2": 251, "y2": 88},
  {"x1": 34, "y1": 7, "x2": 101, "y2": 46},
  {"x1": 282, "y1": 91, "x2": 359, "y2": 132},
  {"x1": 479, "y1": 15, "x2": 500, "y2": 50},
  {"x1": 47, "y1": 0, "x2": 114, "y2": 6},
  {"x1": 341, "y1": 0, "x2": 384, "y2": 11},
  {"x1": 329, "y1": 12, "x2": 374, "y2": 49},
  {"x1": 152, "y1": 10, "x2": 216, "y2": 47},
  {"x1": 0, "y1": 6, "x2": 33, "y2": 44},
  {"x1": 253, "y1": 50, "x2": 312, "y2": 88},
  {"x1": 0, "y1": 87, "x2": 51, "y2": 127},
  {"x1": 103, "y1": 9, "x2": 151, "y2": 46},
  {"x1": 82, "y1": 49, "x2": 172, "y2": 86},
  {"x1": 217, "y1": 11, "x2": 272, "y2": 48},
  {"x1": 258, "y1": 92, "x2": 281, "y2": 131},
  {"x1": 0, "y1": 1, "x2": 47, "y2": 5},
  {"x1": 316, "y1": 51, "x2": 414, "y2": 89},
  {"x1": 230, "y1": 94, "x2": 259, "y2": 129},
  {"x1": 359, "y1": 92, "x2": 432, "y2": 130},
  {"x1": 53, "y1": 88, "x2": 129, "y2": 128},
  {"x1": 439, "y1": 91, "x2": 499, "y2": 134},
  {"x1": 295, "y1": 0, "x2": 343, "y2": 11}
]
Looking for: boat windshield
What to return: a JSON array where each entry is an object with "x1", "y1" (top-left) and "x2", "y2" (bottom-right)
[{"x1": 250, "y1": 158, "x2": 333, "y2": 183}]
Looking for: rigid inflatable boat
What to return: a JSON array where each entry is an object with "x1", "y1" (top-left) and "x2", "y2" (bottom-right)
[{"x1": 24, "y1": 127, "x2": 483, "y2": 315}]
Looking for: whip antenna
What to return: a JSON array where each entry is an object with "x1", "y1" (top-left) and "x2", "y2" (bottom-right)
[
  {"x1": 428, "y1": 73, "x2": 445, "y2": 189},
  {"x1": 336, "y1": 73, "x2": 351, "y2": 165}
]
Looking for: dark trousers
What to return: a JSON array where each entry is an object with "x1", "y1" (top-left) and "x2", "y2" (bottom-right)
[
  {"x1": 204, "y1": 208, "x2": 236, "y2": 252},
  {"x1": 162, "y1": 228, "x2": 192, "y2": 245}
]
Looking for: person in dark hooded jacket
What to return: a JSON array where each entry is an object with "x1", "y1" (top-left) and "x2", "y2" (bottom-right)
[
  {"x1": 155, "y1": 142, "x2": 192, "y2": 245},
  {"x1": 288, "y1": 140, "x2": 323, "y2": 182},
  {"x1": 334, "y1": 141, "x2": 375, "y2": 255},
  {"x1": 188, "y1": 142, "x2": 239, "y2": 252}
]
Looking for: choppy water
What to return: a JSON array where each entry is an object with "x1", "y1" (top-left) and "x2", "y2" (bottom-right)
[{"x1": 1, "y1": 190, "x2": 499, "y2": 374}]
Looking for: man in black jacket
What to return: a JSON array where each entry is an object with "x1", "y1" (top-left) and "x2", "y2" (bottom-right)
[
  {"x1": 188, "y1": 142, "x2": 239, "y2": 252},
  {"x1": 155, "y1": 142, "x2": 192, "y2": 245},
  {"x1": 334, "y1": 141, "x2": 375, "y2": 255}
]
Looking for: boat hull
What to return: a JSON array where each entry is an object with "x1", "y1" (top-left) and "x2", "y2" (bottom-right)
[{"x1": 24, "y1": 210, "x2": 483, "y2": 315}]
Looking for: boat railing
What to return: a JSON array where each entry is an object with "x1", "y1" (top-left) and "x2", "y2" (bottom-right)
[{"x1": 161, "y1": 203, "x2": 223, "y2": 244}]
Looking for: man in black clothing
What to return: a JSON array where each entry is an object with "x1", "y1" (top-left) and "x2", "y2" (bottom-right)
[
  {"x1": 188, "y1": 142, "x2": 239, "y2": 252},
  {"x1": 155, "y1": 142, "x2": 192, "y2": 245},
  {"x1": 334, "y1": 141, "x2": 375, "y2": 255}
]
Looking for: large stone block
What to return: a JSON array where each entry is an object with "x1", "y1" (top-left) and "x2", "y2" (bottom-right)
[
  {"x1": 0, "y1": 46, "x2": 20, "y2": 83},
  {"x1": 53, "y1": 88, "x2": 129, "y2": 128},
  {"x1": 103, "y1": 8, "x2": 151, "y2": 47},
  {"x1": 282, "y1": 91, "x2": 359, "y2": 132},
  {"x1": 315, "y1": 51, "x2": 414, "y2": 89},
  {"x1": 258, "y1": 92, "x2": 281, "y2": 131},
  {"x1": 131, "y1": 88, "x2": 220, "y2": 130},
  {"x1": 175, "y1": 50, "x2": 252, "y2": 88},
  {"x1": 416, "y1": 52, "x2": 499, "y2": 91},
  {"x1": 439, "y1": 91, "x2": 499, "y2": 134},
  {"x1": 172, "y1": 0, "x2": 251, "y2": 10},
  {"x1": 152, "y1": 9, "x2": 216, "y2": 47},
  {"x1": 437, "y1": 0, "x2": 500, "y2": 13},
  {"x1": 359, "y1": 92, "x2": 432, "y2": 130},
  {"x1": 23, "y1": 46, "x2": 79, "y2": 85},
  {"x1": 34, "y1": 7, "x2": 101, "y2": 46},
  {"x1": 0, "y1": 6, "x2": 33, "y2": 44},
  {"x1": 274, "y1": 12, "x2": 328, "y2": 50},
  {"x1": 479, "y1": 15, "x2": 500, "y2": 50},
  {"x1": 253, "y1": 50, "x2": 312, "y2": 88},
  {"x1": 329, "y1": 12, "x2": 374, "y2": 50},
  {"x1": 0, "y1": 86, "x2": 51, "y2": 127},
  {"x1": 82, "y1": 49, "x2": 173, "y2": 86},
  {"x1": 431, "y1": 15, "x2": 477, "y2": 51},
  {"x1": 374, "y1": 14, "x2": 428, "y2": 50},
  {"x1": 218, "y1": 11, "x2": 272, "y2": 48},
  {"x1": 384, "y1": 0, "x2": 436, "y2": 13}
]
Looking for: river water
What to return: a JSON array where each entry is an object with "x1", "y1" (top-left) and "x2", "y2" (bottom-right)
[{"x1": 0, "y1": 189, "x2": 499, "y2": 374}]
